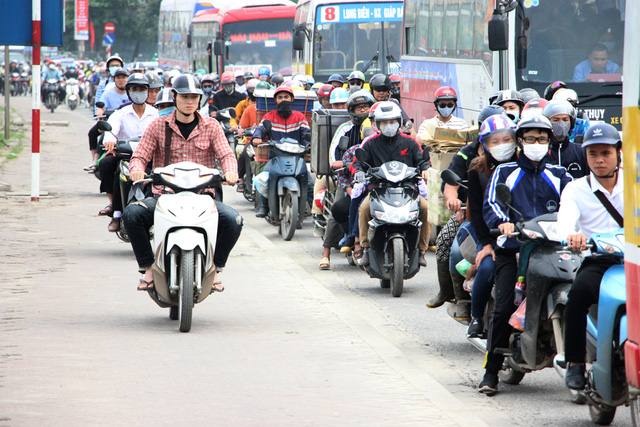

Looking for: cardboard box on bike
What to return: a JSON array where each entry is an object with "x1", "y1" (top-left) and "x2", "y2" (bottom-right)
[
  {"x1": 254, "y1": 89, "x2": 317, "y2": 124},
  {"x1": 310, "y1": 109, "x2": 351, "y2": 176}
]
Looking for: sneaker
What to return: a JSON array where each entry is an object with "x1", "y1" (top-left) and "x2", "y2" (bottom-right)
[
  {"x1": 83, "y1": 162, "x2": 96, "y2": 171},
  {"x1": 565, "y1": 363, "x2": 586, "y2": 390},
  {"x1": 467, "y1": 317, "x2": 484, "y2": 338},
  {"x1": 358, "y1": 249, "x2": 370, "y2": 266},
  {"x1": 256, "y1": 206, "x2": 268, "y2": 218},
  {"x1": 478, "y1": 371, "x2": 499, "y2": 395}
]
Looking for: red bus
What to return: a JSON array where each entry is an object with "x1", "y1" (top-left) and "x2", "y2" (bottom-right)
[{"x1": 190, "y1": 2, "x2": 295, "y2": 76}]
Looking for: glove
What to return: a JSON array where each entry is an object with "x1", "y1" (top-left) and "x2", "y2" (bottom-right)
[{"x1": 354, "y1": 171, "x2": 366, "y2": 183}]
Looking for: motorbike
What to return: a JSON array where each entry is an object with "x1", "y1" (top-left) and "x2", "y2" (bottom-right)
[
  {"x1": 215, "y1": 107, "x2": 238, "y2": 152},
  {"x1": 563, "y1": 229, "x2": 628, "y2": 425},
  {"x1": 138, "y1": 161, "x2": 225, "y2": 332},
  {"x1": 354, "y1": 147, "x2": 425, "y2": 297},
  {"x1": 259, "y1": 120, "x2": 310, "y2": 241},
  {"x1": 10, "y1": 72, "x2": 20, "y2": 96},
  {"x1": 468, "y1": 183, "x2": 582, "y2": 385},
  {"x1": 19, "y1": 72, "x2": 30, "y2": 96},
  {"x1": 237, "y1": 127, "x2": 256, "y2": 204},
  {"x1": 65, "y1": 78, "x2": 80, "y2": 110},
  {"x1": 43, "y1": 79, "x2": 61, "y2": 113}
]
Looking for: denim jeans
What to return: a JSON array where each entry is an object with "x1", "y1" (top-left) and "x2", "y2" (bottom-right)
[
  {"x1": 448, "y1": 221, "x2": 495, "y2": 319},
  {"x1": 122, "y1": 196, "x2": 243, "y2": 270},
  {"x1": 348, "y1": 193, "x2": 365, "y2": 239}
]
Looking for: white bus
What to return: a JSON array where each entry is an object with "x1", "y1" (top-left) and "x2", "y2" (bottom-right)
[
  {"x1": 292, "y1": 0, "x2": 404, "y2": 83},
  {"x1": 401, "y1": 0, "x2": 625, "y2": 128}
]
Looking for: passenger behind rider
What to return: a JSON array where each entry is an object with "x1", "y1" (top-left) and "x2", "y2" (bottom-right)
[
  {"x1": 145, "y1": 72, "x2": 163, "y2": 107},
  {"x1": 560, "y1": 123, "x2": 623, "y2": 391},
  {"x1": 94, "y1": 55, "x2": 124, "y2": 115},
  {"x1": 573, "y1": 43, "x2": 620, "y2": 82},
  {"x1": 492, "y1": 90, "x2": 524, "y2": 124},
  {"x1": 99, "y1": 68, "x2": 130, "y2": 111},
  {"x1": 251, "y1": 86, "x2": 311, "y2": 218},
  {"x1": 478, "y1": 115, "x2": 573, "y2": 396},
  {"x1": 369, "y1": 74, "x2": 415, "y2": 138},
  {"x1": 212, "y1": 71, "x2": 245, "y2": 128},
  {"x1": 542, "y1": 100, "x2": 589, "y2": 179},
  {"x1": 389, "y1": 74, "x2": 402, "y2": 102},
  {"x1": 317, "y1": 90, "x2": 375, "y2": 270},
  {"x1": 464, "y1": 113, "x2": 519, "y2": 338},
  {"x1": 98, "y1": 73, "x2": 159, "y2": 232},
  {"x1": 123, "y1": 74, "x2": 241, "y2": 293},
  {"x1": 154, "y1": 88, "x2": 175, "y2": 116},
  {"x1": 351, "y1": 101, "x2": 431, "y2": 268},
  {"x1": 551, "y1": 88, "x2": 591, "y2": 143},
  {"x1": 426, "y1": 105, "x2": 503, "y2": 316}
]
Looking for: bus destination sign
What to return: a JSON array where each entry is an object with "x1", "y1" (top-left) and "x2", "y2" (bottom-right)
[{"x1": 317, "y1": 2, "x2": 403, "y2": 24}]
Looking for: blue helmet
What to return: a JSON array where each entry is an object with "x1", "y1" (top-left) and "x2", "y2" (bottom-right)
[
  {"x1": 328, "y1": 74, "x2": 344, "y2": 84},
  {"x1": 479, "y1": 114, "x2": 517, "y2": 148},
  {"x1": 258, "y1": 66, "x2": 270, "y2": 77},
  {"x1": 329, "y1": 87, "x2": 349, "y2": 105}
]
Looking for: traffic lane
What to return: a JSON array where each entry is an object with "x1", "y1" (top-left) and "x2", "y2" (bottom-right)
[{"x1": 228, "y1": 191, "x2": 632, "y2": 427}]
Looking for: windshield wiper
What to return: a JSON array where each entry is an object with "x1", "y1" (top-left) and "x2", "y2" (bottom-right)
[
  {"x1": 580, "y1": 92, "x2": 622, "y2": 104},
  {"x1": 361, "y1": 52, "x2": 379, "y2": 74}
]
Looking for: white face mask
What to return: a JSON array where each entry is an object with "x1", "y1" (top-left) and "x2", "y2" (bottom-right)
[
  {"x1": 380, "y1": 122, "x2": 400, "y2": 138},
  {"x1": 523, "y1": 144, "x2": 549, "y2": 162},
  {"x1": 488, "y1": 142, "x2": 516, "y2": 161},
  {"x1": 438, "y1": 106, "x2": 455, "y2": 118}
]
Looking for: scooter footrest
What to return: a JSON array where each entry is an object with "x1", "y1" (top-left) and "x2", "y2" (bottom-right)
[{"x1": 494, "y1": 347, "x2": 512, "y2": 355}]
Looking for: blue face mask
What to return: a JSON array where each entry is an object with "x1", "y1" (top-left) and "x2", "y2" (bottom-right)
[
  {"x1": 158, "y1": 106, "x2": 176, "y2": 117},
  {"x1": 203, "y1": 87, "x2": 213, "y2": 94},
  {"x1": 109, "y1": 66, "x2": 119, "y2": 76}
]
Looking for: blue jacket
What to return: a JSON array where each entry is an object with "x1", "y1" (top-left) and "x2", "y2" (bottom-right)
[
  {"x1": 484, "y1": 155, "x2": 573, "y2": 250},
  {"x1": 546, "y1": 137, "x2": 589, "y2": 179}
]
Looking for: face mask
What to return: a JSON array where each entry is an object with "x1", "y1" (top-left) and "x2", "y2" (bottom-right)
[
  {"x1": 551, "y1": 121, "x2": 571, "y2": 140},
  {"x1": 236, "y1": 78, "x2": 244, "y2": 86},
  {"x1": 224, "y1": 85, "x2": 234, "y2": 95},
  {"x1": 523, "y1": 144, "x2": 548, "y2": 162},
  {"x1": 276, "y1": 100, "x2": 292, "y2": 118},
  {"x1": 488, "y1": 142, "x2": 516, "y2": 162},
  {"x1": 601, "y1": 42, "x2": 615, "y2": 52},
  {"x1": 507, "y1": 111, "x2": 519, "y2": 122},
  {"x1": 437, "y1": 106, "x2": 455, "y2": 118},
  {"x1": 349, "y1": 84, "x2": 362, "y2": 93},
  {"x1": 203, "y1": 87, "x2": 212, "y2": 94},
  {"x1": 380, "y1": 122, "x2": 400, "y2": 138},
  {"x1": 248, "y1": 92, "x2": 256, "y2": 102},
  {"x1": 390, "y1": 87, "x2": 400, "y2": 96},
  {"x1": 129, "y1": 91, "x2": 148, "y2": 105},
  {"x1": 352, "y1": 112, "x2": 368, "y2": 126},
  {"x1": 158, "y1": 106, "x2": 176, "y2": 117},
  {"x1": 109, "y1": 66, "x2": 119, "y2": 76}
]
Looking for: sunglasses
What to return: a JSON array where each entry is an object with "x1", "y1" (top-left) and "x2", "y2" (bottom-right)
[{"x1": 438, "y1": 102, "x2": 455, "y2": 108}]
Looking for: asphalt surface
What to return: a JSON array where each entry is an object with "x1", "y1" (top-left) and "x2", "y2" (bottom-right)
[{"x1": 0, "y1": 94, "x2": 633, "y2": 426}]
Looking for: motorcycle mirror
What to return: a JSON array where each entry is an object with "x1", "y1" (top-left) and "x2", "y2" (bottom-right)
[
  {"x1": 96, "y1": 121, "x2": 112, "y2": 132},
  {"x1": 228, "y1": 108, "x2": 236, "y2": 119},
  {"x1": 422, "y1": 145, "x2": 431, "y2": 160},
  {"x1": 338, "y1": 136, "x2": 349, "y2": 150},
  {"x1": 440, "y1": 169, "x2": 462, "y2": 187},
  {"x1": 95, "y1": 101, "x2": 105, "y2": 109},
  {"x1": 495, "y1": 183, "x2": 512, "y2": 206},
  {"x1": 304, "y1": 133, "x2": 311, "y2": 143},
  {"x1": 355, "y1": 147, "x2": 367, "y2": 163},
  {"x1": 263, "y1": 120, "x2": 272, "y2": 134}
]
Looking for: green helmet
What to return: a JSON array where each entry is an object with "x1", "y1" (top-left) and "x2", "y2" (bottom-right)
[{"x1": 256, "y1": 81, "x2": 272, "y2": 90}]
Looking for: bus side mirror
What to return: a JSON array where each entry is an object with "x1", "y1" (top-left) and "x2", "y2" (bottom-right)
[
  {"x1": 488, "y1": 13, "x2": 509, "y2": 51},
  {"x1": 187, "y1": 31, "x2": 192, "y2": 49},
  {"x1": 214, "y1": 39, "x2": 224, "y2": 56},
  {"x1": 293, "y1": 30, "x2": 305, "y2": 52}
]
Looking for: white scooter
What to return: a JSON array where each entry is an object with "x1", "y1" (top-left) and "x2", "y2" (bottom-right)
[
  {"x1": 65, "y1": 78, "x2": 80, "y2": 111},
  {"x1": 142, "y1": 161, "x2": 224, "y2": 332}
]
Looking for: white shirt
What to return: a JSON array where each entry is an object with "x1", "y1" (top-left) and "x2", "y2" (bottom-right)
[
  {"x1": 417, "y1": 115, "x2": 468, "y2": 139},
  {"x1": 104, "y1": 103, "x2": 159, "y2": 144},
  {"x1": 555, "y1": 171, "x2": 624, "y2": 243}
]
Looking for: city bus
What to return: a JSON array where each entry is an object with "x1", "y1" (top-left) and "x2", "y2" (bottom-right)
[
  {"x1": 401, "y1": 0, "x2": 625, "y2": 128},
  {"x1": 158, "y1": 0, "x2": 205, "y2": 69},
  {"x1": 189, "y1": 2, "x2": 296, "y2": 76},
  {"x1": 623, "y1": 0, "x2": 640, "y2": 423},
  {"x1": 292, "y1": 0, "x2": 404, "y2": 83}
]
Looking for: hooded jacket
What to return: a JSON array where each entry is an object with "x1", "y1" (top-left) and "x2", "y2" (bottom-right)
[{"x1": 546, "y1": 137, "x2": 589, "y2": 179}]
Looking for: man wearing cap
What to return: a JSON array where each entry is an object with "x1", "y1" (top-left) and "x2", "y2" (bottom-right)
[
  {"x1": 100, "y1": 68, "x2": 130, "y2": 111},
  {"x1": 123, "y1": 74, "x2": 242, "y2": 293}
]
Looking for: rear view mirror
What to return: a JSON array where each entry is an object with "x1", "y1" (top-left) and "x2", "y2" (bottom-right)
[
  {"x1": 304, "y1": 133, "x2": 311, "y2": 142},
  {"x1": 262, "y1": 120, "x2": 272, "y2": 134},
  {"x1": 95, "y1": 101, "x2": 105, "y2": 109},
  {"x1": 338, "y1": 136, "x2": 349, "y2": 151},
  {"x1": 355, "y1": 147, "x2": 367, "y2": 163},
  {"x1": 213, "y1": 39, "x2": 224, "y2": 56},
  {"x1": 440, "y1": 169, "x2": 462, "y2": 186},
  {"x1": 187, "y1": 31, "x2": 192, "y2": 49},
  {"x1": 228, "y1": 108, "x2": 236, "y2": 119},
  {"x1": 488, "y1": 13, "x2": 509, "y2": 51},
  {"x1": 96, "y1": 121, "x2": 112, "y2": 132},
  {"x1": 293, "y1": 31, "x2": 305, "y2": 51},
  {"x1": 495, "y1": 183, "x2": 512, "y2": 206}
]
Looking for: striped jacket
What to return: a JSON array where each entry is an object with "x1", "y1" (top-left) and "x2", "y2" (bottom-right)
[
  {"x1": 253, "y1": 110, "x2": 311, "y2": 148},
  {"x1": 483, "y1": 155, "x2": 572, "y2": 250}
]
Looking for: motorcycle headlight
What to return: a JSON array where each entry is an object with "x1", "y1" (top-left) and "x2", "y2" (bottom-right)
[
  {"x1": 161, "y1": 169, "x2": 213, "y2": 189},
  {"x1": 374, "y1": 203, "x2": 419, "y2": 224}
]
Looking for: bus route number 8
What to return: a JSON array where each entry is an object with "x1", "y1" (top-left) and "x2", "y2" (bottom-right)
[{"x1": 322, "y1": 6, "x2": 339, "y2": 22}]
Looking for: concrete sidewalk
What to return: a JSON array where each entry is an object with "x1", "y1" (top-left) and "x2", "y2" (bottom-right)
[{"x1": 0, "y1": 96, "x2": 488, "y2": 426}]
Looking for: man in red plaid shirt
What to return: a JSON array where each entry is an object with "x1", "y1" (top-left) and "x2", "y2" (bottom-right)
[{"x1": 123, "y1": 74, "x2": 242, "y2": 292}]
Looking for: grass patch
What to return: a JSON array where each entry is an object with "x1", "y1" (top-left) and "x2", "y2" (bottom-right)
[{"x1": 0, "y1": 107, "x2": 27, "y2": 165}]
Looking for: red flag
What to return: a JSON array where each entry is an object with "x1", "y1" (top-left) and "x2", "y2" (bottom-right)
[{"x1": 89, "y1": 19, "x2": 95, "y2": 51}]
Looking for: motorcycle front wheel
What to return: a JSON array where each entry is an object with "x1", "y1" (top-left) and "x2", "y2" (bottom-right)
[
  {"x1": 48, "y1": 93, "x2": 57, "y2": 113},
  {"x1": 280, "y1": 190, "x2": 298, "y2": 241},
  {"x1": 179, "y1": 250, "x2": 195, "y2": 332},
  {"x1": 390, "y1": 237, "x2": 404, "y2": 297},
  {"x1": 589, "y1": 403, "x2": 616, "y2": 425},
  {"x1": 630, "y1": 398, "x2": 640, "y2": 426}
]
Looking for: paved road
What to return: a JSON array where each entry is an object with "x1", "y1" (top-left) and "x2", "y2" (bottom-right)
[{"x1": 0, "y1": 95, "x2": 631, "y2": 426}]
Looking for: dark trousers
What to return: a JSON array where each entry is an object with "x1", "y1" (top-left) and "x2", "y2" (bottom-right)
[
  {"x1": 323, "y1": 188, "x2": 346, "y2": 249},
  {"x1": 97, "y1": 154, "x2": 123, "y2": 212},
  {"x1": 346, "y1": 193, "x2": 364, "y2": 239},
  {"x1": 122, "y1": 196, "x2": 243, "y2": 270},
  {"x1": 564, "y1": 256, "x2": 621, "y2": 363},
  {"x1": 485, "y1": 249, "x2": 518, "y2": 373},
  {"x1": 88, "y1": 122, "x2": 100, "y2": 151}
]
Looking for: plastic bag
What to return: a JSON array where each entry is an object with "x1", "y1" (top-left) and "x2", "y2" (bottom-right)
[
  {"x1": 253, "y1": 171, "x2": 269, "y2": 197},
  {"x1": 509, "y1": 298, "x2": 526, "y2": 331}
]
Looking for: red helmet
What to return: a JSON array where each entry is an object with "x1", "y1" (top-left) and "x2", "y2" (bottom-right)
[
  {"x1": 274, "y1": 85, "x2": 294, "y2": 99},
  {"x1": 389, "y1": 74, "x2": 401, "y2": 84},
  {"x1": 220, "y1": 71, "x2": 234, "y2": 84},
  {"x1": 318, "y1": 84, "x2": 333, "y2": 98},
  {"x1": 434, "y1": 86, "x2": 457, "y2": 102}
]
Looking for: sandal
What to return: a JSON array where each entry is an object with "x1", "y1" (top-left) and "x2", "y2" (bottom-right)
[
  {"x1": 211, "y1": 281, "x2": 225, "y2": 293},
  {"x1": 137, "y1": 279, "x2": 154, "y2": 291},
  {"x1": 353, "y1": 246, "x2": 364, "y2": 260},
  {"x1": 318, "y1": 257, "x2": 330, "y2": 270},
  {"x1": 236, "y1": 183, "x2": 245, "y2": 193},
  {"x1": 98, "y1": 204, "x2": 114, "y2": 217}
]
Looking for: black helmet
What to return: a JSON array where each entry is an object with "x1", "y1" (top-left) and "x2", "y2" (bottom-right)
[
  {"x1": 515, "y1": 115, "x2": 553, "y2": 140},
  {"x1": 493, "y1": 90, "x2": 524, "y2": 109},
  {"x1": 171, "y1": 74, "x2": 203, "y2": 96},
  {"x1": 346, "y1": 89, "x2": 375, "y2": 124},
  {"x1": 106, "y1": 55, "x2": 124, "y2": 68},
  {"x1": 582, "y1": 123, "x2": 621, "y2": 149},
  {"x1": 243, "y1": 71, "x2": 254, "y2": 80},
  {"x1": 328, "y1": 74, "x2": 344, "y2": 84},
  {"x1": 478, "y1": 104, "x2": 507, "y2": 126},
  {"x1": 543, "y1": 81, "x2": 567, "y2": 101},
  {"x1": 369, "y1": 74, "x2": 391, "y2": 92},
  {"x1": 270, "y1": 73, "x2": 284, "y2": 86},
  {"x1": 145, "y1": 72, "x2": 163, "y2": 89},
  {"x1": 112, "y1": 67, "x2": 129, "y2": 77},
  {"x1": 519, "y1": 88, "x2": 540, "y2": 104}
]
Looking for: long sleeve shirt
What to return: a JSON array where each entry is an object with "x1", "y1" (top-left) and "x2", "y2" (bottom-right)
[{"x1": 103, "y1": 104, "x2": 159, "y2": 144}]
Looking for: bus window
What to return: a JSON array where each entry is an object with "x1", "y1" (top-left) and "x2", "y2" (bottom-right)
[
  {"x1": 427, "y1": 2, "x2": 443, "y2": 56},
  {"x1": 442, "y1": 2, "x2": 458, "y2": 57}
]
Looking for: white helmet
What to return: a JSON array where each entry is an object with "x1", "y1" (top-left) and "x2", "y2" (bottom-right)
[
  {"x1": 552, "y1": 88, "x2": 579, "y2": 106},
  {"x1": 373, "y1": 101, "x2": 403, "y2": 127}
]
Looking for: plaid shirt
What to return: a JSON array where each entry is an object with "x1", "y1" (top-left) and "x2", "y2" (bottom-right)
[{"x1": 130, "y1": 111, "x2": 237, "y2": 195}]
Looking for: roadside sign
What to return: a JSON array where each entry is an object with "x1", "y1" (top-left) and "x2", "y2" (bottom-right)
[
  {"x1": 104, "y1": 33, "x2": 115, "y2": 45},
  {"x1": 104, "y1": 22, "x2": 115, "y2": 33}
]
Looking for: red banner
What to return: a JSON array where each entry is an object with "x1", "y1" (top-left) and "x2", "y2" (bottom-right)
[
  {"x1": 90, "y1": 19, "x2": 95, "y2": 50},
  {"x1": 75, "y1": 0, "x2": 89, "y2": 41}
]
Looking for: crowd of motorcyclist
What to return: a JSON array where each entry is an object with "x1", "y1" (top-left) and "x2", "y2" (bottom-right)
[{"x1": 73, "y1": 48, "x2": 624, "y2": 405}]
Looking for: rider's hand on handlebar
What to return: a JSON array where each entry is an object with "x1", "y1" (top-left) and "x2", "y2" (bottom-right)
[
  {"x1": 421, "y1": 170, "x2": 429, "y2": 180},
  {"x1": 131, "y1": 171, "x2": 146, "y2": 182},
  {"x1": 223, "y1": 172, "x2": 238, "y2": 186},
  {"x1": 446, "y1": 198, "x2": 462, "y2": 213},
  {"x1": 251, "y1": 138, "x2": 260, "y2": 147},
  {"x1": 498, "y1": 222, "x2": 515, "y2": 238},
  {"x1": 566, "y1": 233, "x2": 588, "y2": 252},
  {"x1": 104, "y1": 141, "x2": 116, "y2": 151},
  {"x1": 331, "y1": 160, "x2": 344, "y2": 169}
]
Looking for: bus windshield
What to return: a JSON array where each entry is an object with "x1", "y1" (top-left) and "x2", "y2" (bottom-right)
[
  {"x1": 223, "y1": 19, "x2": 293, "y2": 73},
  {"x1": 313, "y1": 2, "x2": 403, "y2": 76},
  {"x1": 516, "y1": 0, "x2": 624, "y2": 85}
]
